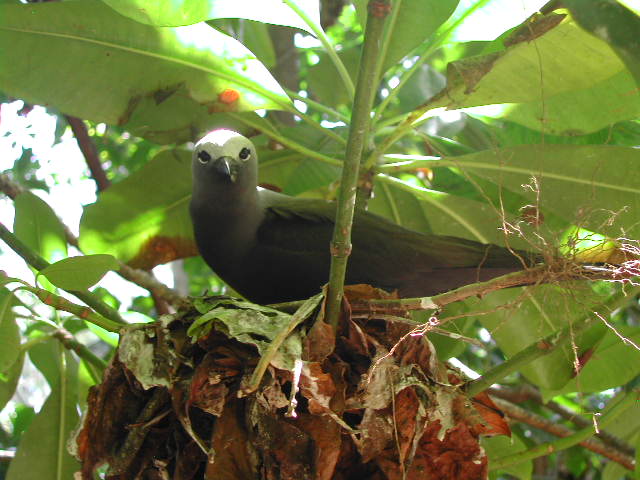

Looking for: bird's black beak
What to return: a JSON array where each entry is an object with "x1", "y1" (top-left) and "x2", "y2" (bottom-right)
[{"x1": 213, "y1": 156, "x2": 237, "y2": 182}]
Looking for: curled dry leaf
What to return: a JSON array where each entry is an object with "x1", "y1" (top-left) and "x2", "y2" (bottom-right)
[{"x1": 77, "y1": 290, "x2": 508, "y2": 479}]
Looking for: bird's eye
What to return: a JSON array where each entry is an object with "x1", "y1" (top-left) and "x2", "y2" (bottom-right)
[
  {"x1": 239, "y1": 147, "x2": 251, "y2": 160},
  {"x1": 197, "y1": 150, "x2": 212, "y2": 164}
]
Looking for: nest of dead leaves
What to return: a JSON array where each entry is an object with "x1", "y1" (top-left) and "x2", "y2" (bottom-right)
[{"x1": 75, "y1": 285, "x2": 511, "y2": 480}]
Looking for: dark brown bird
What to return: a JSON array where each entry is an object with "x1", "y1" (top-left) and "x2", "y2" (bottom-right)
[{"x1": 189, "y1": 130, "x2": 534, "y2": 304}]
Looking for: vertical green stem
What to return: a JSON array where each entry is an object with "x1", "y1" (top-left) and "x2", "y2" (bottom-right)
[{"x1": 325, "y1": 0, "x2": 391, "y2": 329}]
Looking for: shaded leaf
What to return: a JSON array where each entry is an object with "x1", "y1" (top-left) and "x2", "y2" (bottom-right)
[
  {"x1": 307, "y1": 47, "x2": 360, "y2": 108},
  {"x1": 371, "y1": 174, "x2": 529, "y2": 249},
  {"x1": 0, "y1": 288, "x2": 20, "y2": 374},
  {"x1": 566, "y1": 0, "x2": 640, "y2": 87},
  {"x1": 0, "y1": 353, "x2": 24, "y2": 412},
  {"x1": 476, "y1": 285, "x2": 605, "y2": 390},
  {"x1": 79, "y1": 149, "x2": 197, "y2": 269},
  {"x1": 102, "y1": 0, "x2": 321, "y2": 34},
  {"x1": 442, "y1": 144, "x2": 640, "y2": 238},
  {"x1": 483, "y1": 433, "x2": 532, "y2": 479},
  {"x1": 188, "y1": 297, "x2": 302, "y2": 371},
  {"x1": 39, "y1": 254, "x2": 119, "y2": 291},
  {"x1": 6, "y1": 351, "x2": 79, "y2": 480},
  {"x1": 13, "y1": 191, "x2": 67, "y2": 265},
  {"x1": 0, "y1": 1, "x2": 291, "y2": 144},
  {"x1": 552, "y1": 326, "x2": 640, "y2": 394}
]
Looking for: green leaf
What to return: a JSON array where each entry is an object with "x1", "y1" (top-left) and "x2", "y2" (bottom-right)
[
  {"x1": 370, "y1": 175, "x2": 529, "y2": 249},
  {"x1": 39, "y1": 254, "x2": 119, "y2": 291},
  {"x1": 0, "y1": 1, "x2": 291, "y2": 144},
  {"x1": 79, "y1": 149, "x2": 196, "y2": 269},
  {"x1": 425, "y1": 13, "x2": 640, "y2": 134},
  {"x1": 6, "y1": 351, "x2": 79, "y2": 480},
  {"x1": 551, "y1": 326, "x2": 640, "y2": 394},
  {"x1": 483, "y1": 434, "x2": 532, "y2": 479},
  {"x1": 0, "y1": 288, "x2": 21, "y2": 374},
  {"x1": 0, "y1": 353, "x2": 24, "y2": 412},
  {"x1": 28, "y1": 335, "x2": 60, "y2": 388},
  {"x1": 476, "y1": 285, "x2": 606, "y2": 390},
  {"x1": 379, "y1": 0, "x2": 458, "y2": 73},
  {"x1": 440, "y1": 144, "x2": 640, "y2": 238},
  {"x1": 13, "y1": 191, "x2": 68, "y2": 265},
  {"x1": 188, "y1": 297, "x2": 305, "y2": 371},
  {"x1": 307, "y1": 47, "x2": 360, "y2": 108},
  {"x1": 102, "y1": 0, "x2": 321, "y2": 34},
  {"x1": 437, "y1": 0, "x2": 550, "y2": 43},
  {"x1": 566, "y1": 0, "x2": 640, "y2": 87}
]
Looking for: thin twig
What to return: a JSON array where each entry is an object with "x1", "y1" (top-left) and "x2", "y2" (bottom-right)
[
  {"x1": 325, "y1": 0, "x2": 391, "y2": 329},
  {"x1": 492, "y1": 396, "x2": 635, "y2": 470},
  {"x1": 52, "y1": 327, "x2": 107, "y2": 381},
  {"x1": 0, "y1": 173, "x2": 186, "y2": 308},
  {"x1": 0, "y1": 222, "x2": 126, "y2": 326},
  {"x1": 65, "y1": 116, "x2": 111, "y2": 192}
]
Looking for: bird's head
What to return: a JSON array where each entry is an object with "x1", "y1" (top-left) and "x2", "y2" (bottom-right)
[{"x1": 192, "y1": 130, "x2": 257, "y2": 193}]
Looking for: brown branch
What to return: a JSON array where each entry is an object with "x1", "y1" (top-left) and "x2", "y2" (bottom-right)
[
  {"x1": 490, "y1": 385, "x2": 635, "y2": 457},
  {"x1": 349, "y1": 263, "x2": 627, "y2": 314},
  {"x1": 65, "y1": 116, "x2": 111, "y2": 192},
  {"x1": 492, "y1": 396, "x2": 635, "y2": 470},
  {"x1": 0, "y1": 173, "x2": 186, "y2": 308}
]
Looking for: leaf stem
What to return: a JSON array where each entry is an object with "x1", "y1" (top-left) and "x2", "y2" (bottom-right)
[
  {"x1": 0, "y1": 222, "x2": 126, "y2": 326},
  {"x1": 325, "y1": 0, "x2": 390, "y2": 330},
  {"x1": 282, "y1": 0, "x2": 355, "y2": 100}
]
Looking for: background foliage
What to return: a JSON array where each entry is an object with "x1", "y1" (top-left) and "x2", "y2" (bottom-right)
[{"x1": 1, "y1": 0, "x2": 640, "y2": 478}]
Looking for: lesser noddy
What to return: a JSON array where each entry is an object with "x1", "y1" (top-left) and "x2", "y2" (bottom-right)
[{"x1": 189, "y1": 130, "x2": 533, "y2": 304}]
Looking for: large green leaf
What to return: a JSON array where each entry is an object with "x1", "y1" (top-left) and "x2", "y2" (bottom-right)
[
  {"x1": 39, "y1": 254, "x2": 120, "y2": 291},
  {"x1": 13, "y1": 192, "x2": 68, "y2": 265},
  {"x1": 437, "y1": 0, "x2": 550, "y2": 43},
  {"x1": 483, "y1": 434, "x2": 532, "y2": 479},
  {"x1": 550, "y1": 326, "x2": 640, "y2": 394},
  {"x1": 80, "y1": 149, "x2": 195, "y2": 269},
  {"x1": 6, "y1": 350, "x2": 79, "y2": 480},
  {"x1": 476, "y1": 285, "x2": 606, "y2": 390},
  {"x1": 0, "y1": 1, "x2": 291, "y2": 144},
  {"x1": 566, "y1": 0, "x2": 640, "y2": 87},
  {"x1": 432, "y1": 144, "x2": 640, "y2": 238},
  {"x1": 370, "y1": 174, "x2": 530, "y2": 249},
  {"x1": 102, "y1": 0, "x2": 321, "y2": 34},
  {"x1": 424, "y1": 13, "x2": 640, "y2": 134}
]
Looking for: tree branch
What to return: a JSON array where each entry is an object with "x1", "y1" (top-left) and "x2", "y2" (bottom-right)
[
  {"x1": 326, "y1": 0, "x2": 391, "y2": 329},
  {"x1": 0, "y1": 222, "x2": 126, "y2": 326},
  {"x1": 0, "y1": 173, "x2": 186, "y2": 308},
  {"x1": 489, "y1": 390, "x2": 639, "y2": 471},
  {"x1": 492, "y1": 396, "x2": 635, "y2": 470},
  {"x1": 490, "y1": 385, "x2": 635, "y2": 457},
  {"x1": 65, "y1": 116, "x2": 111, "y2": 192}
]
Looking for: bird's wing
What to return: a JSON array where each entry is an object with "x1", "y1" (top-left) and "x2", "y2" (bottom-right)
[{"x1": 258, "y1": 189, "x2": 530, "y2": 269}]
